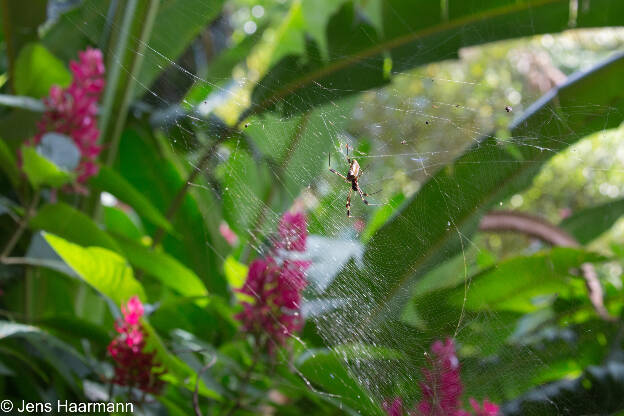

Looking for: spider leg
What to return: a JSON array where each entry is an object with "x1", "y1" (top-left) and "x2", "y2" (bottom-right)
[
  {"x1": 329, "y1": 152, "x2": 348, "y2": 181},
  {"x1": 357, "y1": 185, "x2": 384, "y2": 206},
  {"x1": 361, "y1": 188, "x2": 382, "y2": 197},
  {"x1": 346, "y1": 188, "x2": 353, "y2": 218}
]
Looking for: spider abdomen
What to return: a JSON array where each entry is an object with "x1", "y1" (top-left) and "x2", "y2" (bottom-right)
[{"x1": 347, "y1": 160, "x2": 360, "y2": 180}]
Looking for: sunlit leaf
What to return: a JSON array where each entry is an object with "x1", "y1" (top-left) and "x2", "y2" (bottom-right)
[
  {"x1": 250, "y1": 0, "x2": 624, "y2": 117},
  {"x1": 14, "y1": 43, "x2": 71, "y2": 98},
  {"x1": 560, "y1": 198, "x2": 624, "y2": 244},
  {"x1": 21, "y1": 146, "x2": 74, "y2": 189},
  {"x1": 44, "y1": 233, "x2": 145, "y2": 306}
]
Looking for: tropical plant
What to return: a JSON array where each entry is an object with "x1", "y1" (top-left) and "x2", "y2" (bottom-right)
[{"x1": 0, "y1": 1, "x2": 623, "y2": 415}]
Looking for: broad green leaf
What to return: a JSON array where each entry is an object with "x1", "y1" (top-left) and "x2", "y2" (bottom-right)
[
  {"x1": 135, "y1": 0, "x2": 226, "y2": 96},
  {"x1": 103, "y1": 206, "x2": 144, "y2": 240},
  {"x1": 560, "y1": 198, "x2": 624, "y2": 244},
  {"x1": 14, "y1": 43, "x2": 71, "y2": 98},
  {"x1": 424, "y1": 248, "x2": 603, "y2": 314},
  {"x1": 41, "y1": 0, "x2": 109, "y2": 63},
  {"x1": 3, "y1": 1, "x2": 47, "y2": 89},
  {"x1": 0, "y1": 321, "x2": 90, "y2": 392},
  {"x1": 224, "y1": 255, "x2": 250, "y2": 303},
  {"x1": 503, "y1": 361, "x2": 624, "y2": 415},
  {"x1": 329, "y1": 52, "x2": 624, "y2": 325},
  {"x1": 21, "y1": 146, "x2": 73, "y2": 189},
  {"x1": 113, "y1": 236, "x2": 208, "y2": 301},
  {"x1": 90, "y1": 166, "x2": 172, "y2": 232},
  {"x1": 30, "y1": 203, "x2": 120, "y2": 252},
  {"x1": 297, "y1": 348, "x2": 385, "y2": 415},
  {"x1": 0, "y1": 139, "x2": 21, "y2": 188},
  {"x1": 250, "y1": 0, "x2": 624, "y2": 117},
  {"x1": 224, "y1": 255, "x2": 248, "y2": 291},
  {"x1": 361, "y1": 193, "x2": 405, "y2": 243},
  {"x1": 184, "y1": 24, "x2": 266, "y2": 107},
  {"x1": 44, "y1": 233, "x2": 145, "y2": 305},
  {"x1": 142, "y1": 321, "x2": 221, "y2": 400},
  {"x1": 38, "y1": 316, "x2": 110, "y2": 345}
]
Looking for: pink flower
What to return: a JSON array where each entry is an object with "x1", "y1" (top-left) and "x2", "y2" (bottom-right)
[
  {"x1": 107, "y1": 296, "x2": 165, "y2": 395},
  {"x1": 219, "y1": 222, "x2": 238, "y2": 246},
  {"x1": 236, "y1": 211, "x2": 309, "y2": 353},
  {"x1": 387, "y1": 338, "x2": 499, "y2": 416},
  {"x1": 121, "y1": 295, "x2": 144, "y2": 325},
  {"x1": 275, "y1": 211, "x2": 307, "y2": 252},
  {"x1": 383, "y1": 397, "x2": 404, "y2": 416},
  {"x1": 469, "y1": 398, "x2": 500, "y2": 416},
  {"x1": 31, "y1": 47, "x2": 105, "y2": 185},
  {"x1": 235, "y1": 258, "x2": 308, "y2": 353},
  {"x1": 416, "y1": 338, "x2": 464, "y2": 416}
]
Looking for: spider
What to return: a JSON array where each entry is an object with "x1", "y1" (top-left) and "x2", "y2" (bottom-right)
[{"x1": 328, "y1": 144, "x2": 380, "y2": 217}]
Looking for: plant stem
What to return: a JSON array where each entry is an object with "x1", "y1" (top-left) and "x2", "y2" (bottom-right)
[
  {"x1": 224, "y1": 349, "x2": 261, "y2": 416},
  {"x1": 151, "y1": 127, "x2": 234, "y2": 247},
  {"x1": 0, "y1": 191, "x2": 40, "y2": 262},
  {"x1": 193, "y1": 354, "x2": 217, "y2": 416}
]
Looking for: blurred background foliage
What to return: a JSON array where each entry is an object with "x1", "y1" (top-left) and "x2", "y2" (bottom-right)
[{"x1": 0, "y1": 0, "x2": 623, "y2": 415}]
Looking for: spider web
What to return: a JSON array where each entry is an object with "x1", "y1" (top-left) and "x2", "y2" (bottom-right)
[{"x1": 55, "y1": 1, "x2": 624, "y2": 414}]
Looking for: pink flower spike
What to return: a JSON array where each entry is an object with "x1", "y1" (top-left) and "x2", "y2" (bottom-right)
[
  {"x1": 469, "y1": 398, "x2": 500, "y2": 416},
  {"x1": 276, "y1": 211, "x2": 307, "y2": 252},
  {"x1": 121, "y1": 295, "x2": 144, "y2": 325},
  {"x1": 28, "y1": 46, "x2": 105, "y2": 187},
  {"x1": 107, "y1": 296, "x2": 165, "y2": 395},
  {"x1": 382, "y1": 397, "x2": 404, "y2": 416}
]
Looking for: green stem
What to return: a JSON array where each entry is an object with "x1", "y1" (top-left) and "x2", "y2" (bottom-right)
[
  {"x1": 90, "y1": 0, "x2": 160, "y2": 219},
  {"x1": 224, "y1": 350, "x2": 261, "y2": 416},
  {"x1": 151, "y1": 126, "x2": 235, "y2": 248},
  {"x1": 0, "y1": 191, "x2": 40, "y2": 261}
]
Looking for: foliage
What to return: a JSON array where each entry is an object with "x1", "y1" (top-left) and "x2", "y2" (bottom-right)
[{"x1": 0, "y1": 1, "x2": 623, "y2": 415}]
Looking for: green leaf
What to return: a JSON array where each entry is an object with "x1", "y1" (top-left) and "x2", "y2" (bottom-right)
[
  {"x1": 113, "y1": 236, "x2": 208, "y2": 301},
  {"x1": 297, "y1": 348, "x2": 385, "y2": 416},
  {"x1": 250, "y1": 0, "x2": 624, "y2": 117},
  {"x1": 504, "y1": 361, "x2": 624, "y2": 415},
  {"x1": 90, "y1": 166, "x2": 173, "y2": 232},
  {"x1": 224, "y1": 255, "x2": 248, "y2": 291},
  {"x1": 103, "y1": 206, "x2": 144, "y2": 240},
  {"x1": 0, "y1": 138, "x2": 21, "y2": 188},
  {"x1": 361, "y1": 193, "x2": 405, "y2": 243},
  {"x1": 43, "y1": 233, "x2": 145, "y2": 305},
  {"x1": 2, "y1": 1, "x2": 47, "y2": 91},
  {"x1": 183, "y1": 24, "x2": 266, "y2": 107},
  {"x1": 437, "y1": 248, "x2": 601, "y2": 314},
  {"x1": 37, "y1": 316, "x2": 110, "y2": 345},
  {"x1": 560, "y1": 198, "x2": 624, "y2": 244},
  {"x1": 136, "y1": 0, "x2": 226, "y2": 95},
  {"x1": 21, "y1": 146, "x2": 73, "y2": 189},
  {"x1": 14, "y1": 43, "x2": 71, "y2": 98},
  {"x1": 42, "y1": 0, "x2": 109, "y2": 63},
  {"x1": 30, "y1": 202, "x2": 120, "y2": 251},
  {"x1": 142, "y1": 321, "x2": 221, "y2": 400},
  {"x1": 329, "y1": 52, "x2": 624, "y2": 325}
]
